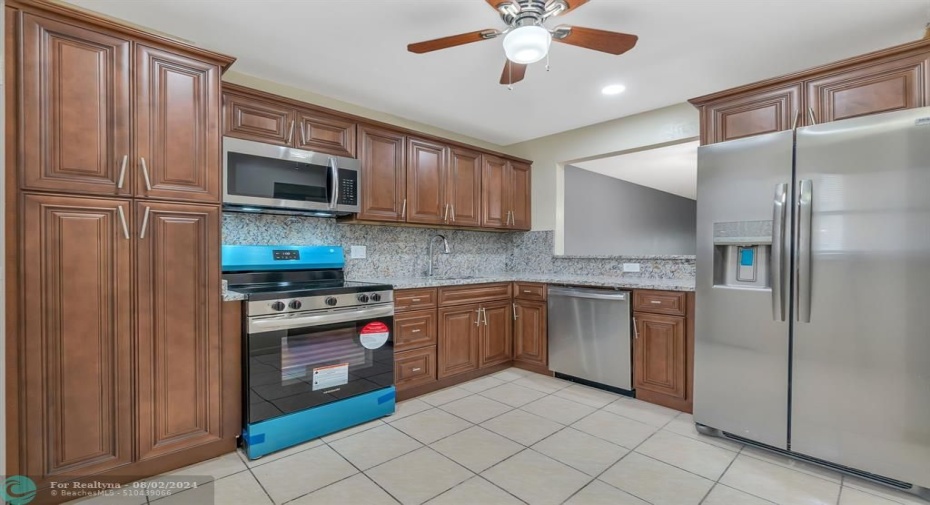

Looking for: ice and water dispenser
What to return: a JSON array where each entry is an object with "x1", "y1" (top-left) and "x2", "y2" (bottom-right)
[{"x1": 712, "y1": 221, "x2": 772, "y2": 289}]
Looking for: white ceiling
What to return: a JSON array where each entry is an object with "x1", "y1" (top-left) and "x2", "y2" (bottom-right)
[
  {"x1": 66, "y1": 0, "x2": 927, "y2": 146},
  {"x1": 574, "y1": 140, "x2": 699, "y2": 199}
]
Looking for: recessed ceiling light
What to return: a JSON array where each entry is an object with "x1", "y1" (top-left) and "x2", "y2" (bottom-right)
[{"x1": 601, "y1": 84, "x2": 626, "y2": 96}]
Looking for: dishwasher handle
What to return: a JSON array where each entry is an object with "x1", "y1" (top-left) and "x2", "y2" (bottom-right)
[{"x1": 547, "y1": 287, "x2": 629, "y2": 301}]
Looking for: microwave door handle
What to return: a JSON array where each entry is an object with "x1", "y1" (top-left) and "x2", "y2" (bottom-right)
[{"x1": 329, "y1": 157, "x2": 339, "y2": 209}]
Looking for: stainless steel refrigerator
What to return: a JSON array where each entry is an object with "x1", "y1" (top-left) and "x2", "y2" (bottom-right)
[{"x1": 695, "y1": 107, "x2": 930, "y2": 496}]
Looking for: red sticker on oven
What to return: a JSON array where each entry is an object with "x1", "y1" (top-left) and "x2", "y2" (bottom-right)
[{"x1": 360, "y1": 321, "x2": 390, "y2": 349}]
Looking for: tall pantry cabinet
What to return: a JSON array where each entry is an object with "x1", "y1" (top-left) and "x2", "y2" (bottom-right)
[{"x1": 6, "y1": 0, "x2": 238, "y2": 495}]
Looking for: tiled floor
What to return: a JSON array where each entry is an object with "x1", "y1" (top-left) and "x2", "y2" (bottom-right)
[{"x1": 75, "y1": 368, "x2": 928, "y2": 505}]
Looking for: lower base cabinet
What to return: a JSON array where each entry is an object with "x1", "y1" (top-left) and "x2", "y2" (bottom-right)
[
  {"x1": 633, "y1": 313, "x2": 687, "y2": 399},
  {"x1": 395, "y1": 346, "x2": 438, "y2": 389},
  {"x1": 438, "y1": 304, "x2": 482, "y2": 378},
  {"x1": 479, "y1": 300, "x2": 513, "y2": 367},
  {"x1": 513, "y1": 299, "x2": 547, "y2": 368}
]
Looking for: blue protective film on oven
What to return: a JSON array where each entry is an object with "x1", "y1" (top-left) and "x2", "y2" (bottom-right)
[
  {"x1": 377, "y1": 390, "x2": 396, "y2": 404},
  {"x1": 221, "y1": 245, "x2": 344, "y2": 272}
]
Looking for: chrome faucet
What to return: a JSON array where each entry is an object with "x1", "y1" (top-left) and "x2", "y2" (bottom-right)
[{"x1": 427, "y1": 234, "x2": 452, "y2": 277}]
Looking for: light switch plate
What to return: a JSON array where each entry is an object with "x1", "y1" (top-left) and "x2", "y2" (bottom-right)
[
  {"x1": 350, "y1": 246, "x2": 367, "y2": 259},
  {"x1": 622, "y1": 263, "x2": 641, "y2": 273}
]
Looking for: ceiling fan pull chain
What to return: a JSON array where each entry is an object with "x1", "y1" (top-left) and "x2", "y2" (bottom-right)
[{"x1": 546, "y1": 50, "x2": 550, "y2": 72}]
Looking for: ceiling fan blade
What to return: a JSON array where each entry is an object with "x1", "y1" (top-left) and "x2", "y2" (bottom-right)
[
  {"x1": 553, "y1": 26, "x2": 638, "y2": 55},
  {"x1": 549, "y1": 0, "x2": 589, "y2": 16},
  {"x1": 407, "y1": 29, "x2": 500, "y2": 54},
  {"x1": 485, "y1": 0, "x2": 515, "y2": 11},
  {"x1": 500, "y1": 60, "x2": 527, "y2": 85}
]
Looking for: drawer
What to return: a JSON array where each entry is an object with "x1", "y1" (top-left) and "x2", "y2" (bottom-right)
[
  {"x1": 438, "y1": 283, "x2": 512, "y2": 306},
  {"x1": 395, "y1": 346, "x2": 437, "y2": 390},
  {"x1": 514, "y1": 282, "x2": 546, "y2": 301},
  {"x1": 395, "y1": 288, "x2": 437, "y2": 312},
  {"x1": 394, "y1": 309, "x2": 437, "y2": 351},
  {"x1": 633, "y1": 290, "x2": 687, "y2": 316}
]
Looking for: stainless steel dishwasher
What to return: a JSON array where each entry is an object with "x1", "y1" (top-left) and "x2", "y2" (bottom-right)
[{"x1": 548, "y1": 286, "x2": 632, "y2": 391}]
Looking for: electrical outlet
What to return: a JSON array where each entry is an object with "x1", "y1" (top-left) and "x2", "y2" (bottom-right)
[
  {"x1": 622, "y1": 263, "x2": 641, "y2": 273},
  {"x1": 350, "y1": 246, "x2": 367, "y2": 259}
]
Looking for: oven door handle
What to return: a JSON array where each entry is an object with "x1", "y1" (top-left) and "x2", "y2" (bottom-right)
[{"x1": 248, "y1": 304, "x2": 394, "y2": 333}]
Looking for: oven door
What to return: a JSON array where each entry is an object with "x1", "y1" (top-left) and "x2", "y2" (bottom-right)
[{"x1": 245, "y1": 304, "x2": 394, "y2": 425}]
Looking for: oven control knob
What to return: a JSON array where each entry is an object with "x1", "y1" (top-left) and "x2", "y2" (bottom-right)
[
  {"x1": 370, "y1": 293, "x2": 382, "y2": 302},
  {"x1": 357, "y1": 294, "x2": 370, "y2": 303},
  {"x1": 325, "y1": 296, "x2": 338, "y2": 306},
  {"x1": 271, "y1": 301, "x2": 286, "y2": 312},
  {"x1": 289, "y1": 300, "x2": 302, "y2": 310}
]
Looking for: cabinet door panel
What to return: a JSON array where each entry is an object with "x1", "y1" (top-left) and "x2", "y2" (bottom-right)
[
  {"x1": 633, "y1": 313, "x2": 686, "y2": 399},
  {"x1": 22, "y1": 194, "x2": 133, "y2": 484},
  {"x1": 448, "y1": 147, "x2": 482, "y2": 227},
  {"x1": 136, "y1": 45, "x2": 221, "y2": 202},
  {"x1": 480, "y1": 301, "x2": 513, "y2": 368},
  {"x1": 395, "y1": 309, "x2": 438, "y2": 351},
  {"x1": 395, "y1": 346, "x2": 437, "y2": 390},
  {"x1": 704, "y1": 85, "x2": 802, "y2": 144},
  {"x1": 358, "y1": 125, "x2": 406, "y2": 221},
  {"x1": 296, "y1": 109, "x2": 356, "y2": 158},
  {"x1": 21, "y1": 14, "x2": 131, "y2": 195},
  {"x1": 438, "y1": 305, "x2": 481, "y2": 378},
  {"x1": 406, "y1": 137, "x2": 448, "y2": 225},
  {"x1": 513, "y1": 300, "x2": 547, "y2": 367},
  {"x1": 136, "y1": 202, "x2": 222, "y2": 460},
  {"x1": 223, "y1": 92, "x2": 295, "y2": 146},
  {"x1": 481, "y1": 154, "x2": 508, "y2": 228},
  {"x1": 509, "y1": 161, "x2": 531, "y2": 230}
]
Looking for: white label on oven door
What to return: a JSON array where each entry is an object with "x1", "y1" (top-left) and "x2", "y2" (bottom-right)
[
  {"x1": 360, "y1": 321, "x2": 390, "y2": 350},
  {"x1": 312, "y1": 363, "x2": 349, "y2": 391}
]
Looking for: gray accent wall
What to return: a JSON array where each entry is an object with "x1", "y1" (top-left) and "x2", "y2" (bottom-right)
[{"x1": 564, "y1": 165, "x2": 696, "y2": 256}]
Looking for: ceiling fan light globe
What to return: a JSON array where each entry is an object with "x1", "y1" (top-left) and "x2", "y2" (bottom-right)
[{"x1": 503, "y1": 25, "x2": 551, "y2": 64}]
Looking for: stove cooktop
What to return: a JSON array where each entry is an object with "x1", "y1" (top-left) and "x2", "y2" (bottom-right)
[{"x1": 229, "y1": 279, "x2": 394, "y2": 302}]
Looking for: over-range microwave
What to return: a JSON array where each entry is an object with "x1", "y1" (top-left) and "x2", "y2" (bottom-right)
[{"x1": 222, "y1": 137, "x2": 361, "y2": 217}]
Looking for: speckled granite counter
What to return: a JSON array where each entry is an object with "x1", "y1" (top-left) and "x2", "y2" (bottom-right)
[
  {"x1": 349, "y1": 274, "x2": 694, "y2": 292},
  {"x1": 223, "y1": 290, "x2": 247, "y2": 302}
]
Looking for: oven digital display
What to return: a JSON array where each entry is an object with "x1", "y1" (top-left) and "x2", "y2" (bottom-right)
[{"x1": 273, "y1": 250, "x2": 300, "y2": 260}]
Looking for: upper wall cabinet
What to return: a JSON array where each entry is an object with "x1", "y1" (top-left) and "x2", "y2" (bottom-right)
[
  {"x1": 482, "y1": 155, "x2": 531, "y2": 231},
  {"x1": 357, "y1": 124, "x2": 406, "y2": 222},
  {"x1": 691, "y1": 39, "x2": 930, "y2": 144},
  {"x1": 222, "y1": 85, "x2": 357, "y2": 158},
  {"x1": 447, "y1": 147, "x2": 482, "y2": 227},
  {"x1": 406, "y1": 137, "x2": 449, "y2": 225}
]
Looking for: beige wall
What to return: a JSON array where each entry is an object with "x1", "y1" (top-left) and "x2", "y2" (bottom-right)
[{"x1": 506, "y1": 103, "x2": 700, "y2": 251}]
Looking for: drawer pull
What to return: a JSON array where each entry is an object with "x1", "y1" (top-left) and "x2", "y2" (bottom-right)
[
  {"x1": 411, "y1": 329, "x2": 422, "y2": 333},
  {"x1": 411, "y1": 298, "x2": 421, "y2": 302},
  {"x1": 650, "y1": 300, "x2": 662, "y2": 304},
  {"x1": 523, "y1": 290, "x2": 533, "y2": 293},
  {"x1": 411, "y1": 367, "x2": 422, "y2": 372}
]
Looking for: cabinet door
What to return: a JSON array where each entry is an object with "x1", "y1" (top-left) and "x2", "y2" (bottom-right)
[
  {"x1": 481, "y1": 154, "x2": 509, "y2": 229},
  {"x1": 633, "y1": 312, "x2": 686, "y2": 399},
  {"x1": 394, "y1": 309, "x2": 438, "y2": 351},
  {"x1": 406, "y1": 137, "x2": 448, "y2": 225},
  {"x1": 806, "y1": 54, "x2": 928, "y2": 124},
  {"x1": 296, "y1": 109, "x2": 357, "y2": 158},
  {"x1": 509, "y1": 161, "x2": 532, "y2": 230},
  {"x1": 358, "y1": 125, "x2": 406, "y2": 221},
  {"x1": 480, "y1": 301, "x2": 513, "y2": 368},
  {"x1": 22, "y1": 194, "x2": 133, "y2": 484},
  {"x1": 21, "y1": 14, "x2": 132, "y2": 196},
  {"x1": 395, "y1": 346, "x2": 437, "y2": 391},
  {"x1": 136, "y1": 202, "x2": 222, "y2": 460},
  {"x1": 135, "y1": 44, "x2": 221, "y2": 202},
  {"x1": 223, "y1": 91, "x2": 296, "y2": 146},
  {"x1": 438, "y1": 304, "x2": 481, "y2": 378},
  {"x1": 447, "y1": 147, "x2": 482, "y2": 227},
  {"x1": 703, "y1": 84, "x2": 802, "y2": 144},
  {"x1": 513, "y1": 300, "x2": 547, "y2": 367}
]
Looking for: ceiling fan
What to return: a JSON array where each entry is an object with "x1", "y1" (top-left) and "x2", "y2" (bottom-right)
[{"x1": 407, "y1": 0, "x2": 638, "y2": 86}]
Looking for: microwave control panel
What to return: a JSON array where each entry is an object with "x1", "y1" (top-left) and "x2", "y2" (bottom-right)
[{"x1": 338, "y1": 169, "x2": 358, "y2": 206}]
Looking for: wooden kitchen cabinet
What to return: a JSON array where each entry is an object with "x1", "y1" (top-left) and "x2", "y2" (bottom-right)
[
  {"x1": 509, "y1": 161, "x2": 532, "y2": 230},
  {"x1": 438, "y1": 304, "x2": 482, "y2": 378},
  {"x1": 447, "y1": 147, "x2": 482, "y2": 227},
  {"x1": 699, "y1": 84, "x2": 802, "y2": 144},
  {"x1": 481, "y1": 154, "x2": 509, "y2": 229},
  {"x1": 633, "y1": 312, "x2": 687, "y2": 401},
  {"x1": 479, "y1": 301, "x2": 513, "y2": 367},
  {"x1": 405, "y1": 136, "x2": 449, "y2": 225},
  {"x1": 223, "y1": 92, "x2": 295, "y2": 146},
  {"x1": 513, "y1": 299, "x2": 548, "y2": 369},
  {"x1": 357, "y1": 124, "x2": 407, "y2": 222},
  {"x1": 394, "y1": 309, "x2": 438, "y2": 351},
  {"x1": 295, "y1": 108, "x2": 357, "y2": 158},
  {"x1": 395, "y1": 346, "x2": 438, "y2": 390}
]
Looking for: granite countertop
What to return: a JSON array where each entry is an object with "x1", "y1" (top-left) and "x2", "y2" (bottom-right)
[{"x1": 348, "y1": 273, "x2": 695, "y2": 292}]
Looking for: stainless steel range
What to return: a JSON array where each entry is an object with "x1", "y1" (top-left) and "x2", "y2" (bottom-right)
[{"x1": 222, "y1": 245, "x2": 396, "y2": 460}]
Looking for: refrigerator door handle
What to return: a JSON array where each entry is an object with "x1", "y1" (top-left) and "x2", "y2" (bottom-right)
[
  {"x1": 771, "y1": 183, "x2": 788, "y2": 321},
  {"x1": 796, "y1": 179, "x2": 813, "y2": 323}
]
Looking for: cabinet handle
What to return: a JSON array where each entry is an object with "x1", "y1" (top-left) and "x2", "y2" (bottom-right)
[
  {"x1": 807, "y1": 107, "x2": 817, "y2": 125},
  {"x1": 116, "y1": 155, "x2": 128, "y2": 189},
  {"x1": 411, "y1": 298, "x2": 421, "y2": 302},
  {"x1": 650, "y1": 300, "x2": 662, "y2": 304},
  {"x1": 412, "y1": 367, "x2": 422, "y2": 372},
  {"x1": 443, "y1": 203, "x2": 450, "y2": 223},
  {"x1": 411, "y1": 329, "x2": 422, "y2": 333},
  {"x1": 287, "y1": 120, "x2": 295, "y2": 144},
  {"x1": 476, "y1": 309, "x2": 482, "y2": 326},
  {"x1": 116, "y1": 205, "x2": 129, "y2": 240},
  {"x1": 633, "y1": 317, "x2": 639, "y2": 340},
  {"x1": 401, "y1": 198, "x2": 407, "y2": 219},
  {"x1": 512, "y1": 303, "x2": 518, "y2": 320},
  {"x1": 139, "y1": 206, "x2": 151, "y2": 239},
  {"x1": 482, "y1": 307, "x2": 489, "y2": 326},
  {"x1": 299, "y1": 122, "x2": 307, "y2": 145},
  {"x1": 791, "y1": 109, "x2": 800, "y2": 129},
  {"x1": 523, "y1": 290, "x2": 533, "y2": 293},
  {"x1": 451, "y1": 204, "x2": 455, "y2": 222},
  {"x1": 140, "y1": 157, "x2": 153, "y2": 191}
]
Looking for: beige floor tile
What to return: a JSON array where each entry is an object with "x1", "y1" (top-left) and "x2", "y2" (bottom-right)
[
  {"x1": 367, "y1": 447, "x2": 473, "y2": 505},
  {"x1": 251, "y1": 444, "x2": 358, "y2": 503},
  {"x1": 843, "y1": 477, "x2": 929, "y2": 505},
  {"x1": 553, "y1": 384, "x2": 621, "y2": 408},
  {"x1": 482, "y1": 449, "x2": 592, "y2": 505},
  {"x1": 238, "y1": 437, "x2": 325, "y2": 467},
  {"x1": 600, "y1": 452, "x2": 714, "y2": 505},
  {"x1": 329, "y1": 424, "x2": 423, "y2": 470},
  {"x1": 490, "y1": 368, "x2": 530, "y2": 382},
  {"x1": 531, "y1": 427, "x2": 629, "y2": 476},
  {"x1": 387, "y1": 398, "x2": 432, "y2": 422},
  {"x1": 571, "y1": 410, "x2": 657, "y2": 449},
  {"x1": 391, "y1": 408, "x2": 473, "y2": 444},
  {"x1": 740, "y1": 446, "x2": 843, "y2": 484},
  {"x1": 145, "y1": 451, "x2": 248, "y2": 492},
  {"x1": 439, "y1": 395, "x2": 512, "y2": 424},
  {"x1": 635, "y1": 430, "x2": 738, "y2": 480},
  {"x1": 603, "y1": 398, "x2": 680, "y2": 427},
  {"x1": 840, "y1": 487, "x2": 914, "y2": 505},
  {"x1": 290, "y1": 473, "x2": 399, "y2": 505},
  {"x1": 481, "y1": 409, "x2": 562, "y2": 446},
  {"x1": 459, "y1": 375, "x2": 507, "y2": 393},
  {"x1": 426, "y1": 476, "x2": 523, "y2": 505},
  {"x1": 520, "y1": 395, "x2": 596, "y2": 425},
  {"x1": 430, "y1": 426, "x2": 524, "y2": 473},
  {"x1": 663, "y1": 413, "x2": 745, "y2": 451},
  {"x1": 719, "y1": 454, "x2": 840, "y2": 505},
  {"x1": 155, "y1": 471, "x2": 272, "y2": 505},
  {"x1": 479, "y1": 383, "x2": 547, "y2": 407},
  {"x1": 703, "y1": 484, "x2": 777, "y2": 505},
  {"x1": 564, "y1": 480, "x2": 650, "y2": 505},
  {"x1": 419, "y1": 386, "x2": 473, "y2": 406},
  {"x1": 73, "y1": 491, "x2": 149, "y2": 505},
  {"x1": 320, "y1": 419, "x2": 385, "y2": 443},
  {"x1": 511, "y1": 373, "x2": 573, "y2": 394}
]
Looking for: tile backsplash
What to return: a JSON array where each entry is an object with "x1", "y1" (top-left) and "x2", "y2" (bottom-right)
[{"x1": 223, "y1": 214, "x2": 695, "y2": 280}]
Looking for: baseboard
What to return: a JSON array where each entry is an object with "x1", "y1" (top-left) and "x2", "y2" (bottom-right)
[{"x1": 635, "y1": 388, "x2": 693, "y2": 414}]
